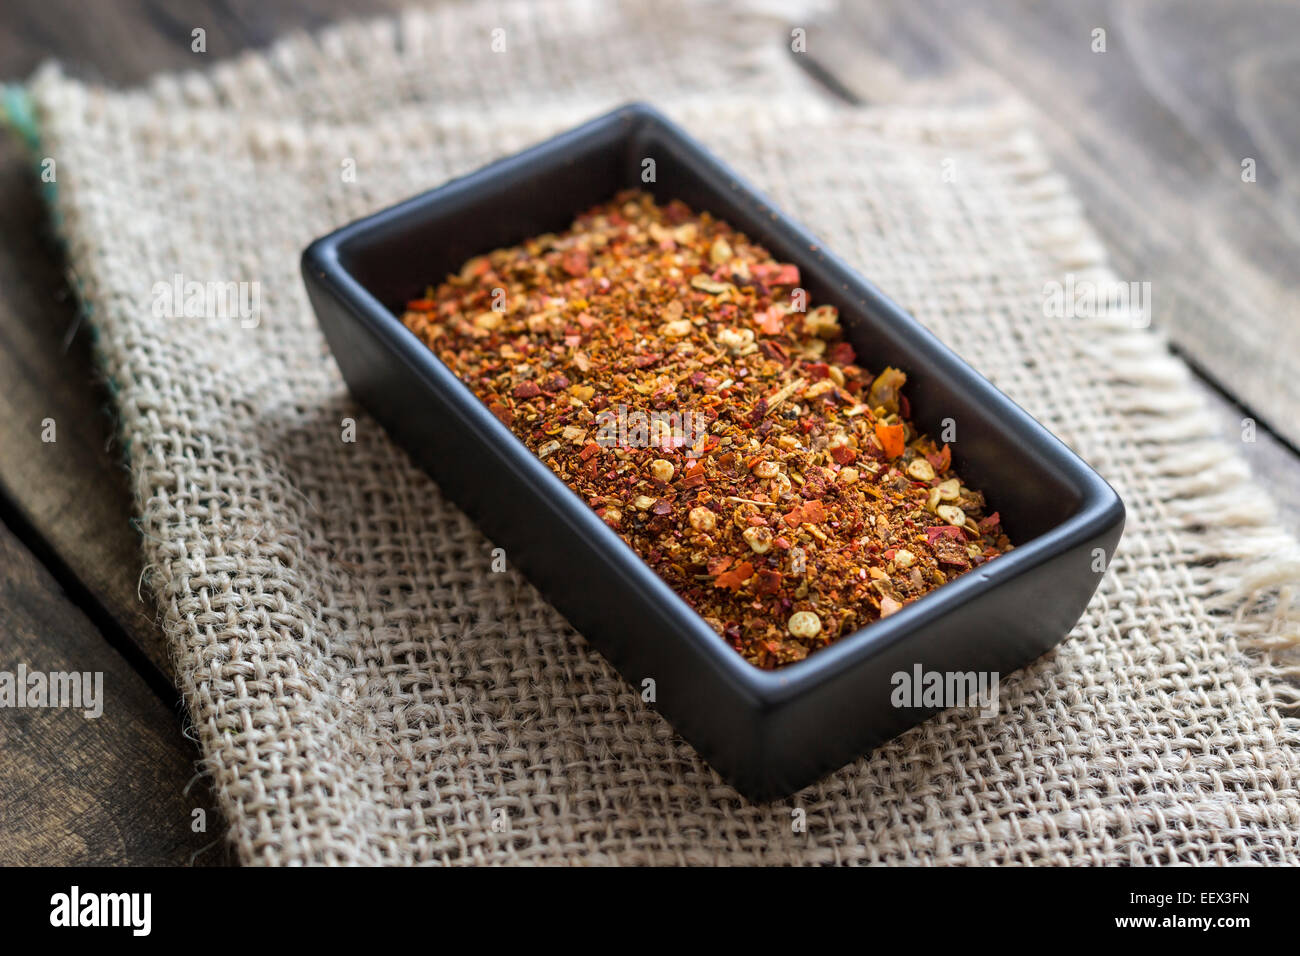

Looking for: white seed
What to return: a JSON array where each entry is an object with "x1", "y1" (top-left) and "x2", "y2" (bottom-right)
[
  {"x1": 906, "y1": 458, "x2": 935, "y2": 482},
  {"x1": 688, "y1": 506, "x2": 717, "y2": 532},
  {"x1": 634, "y1": 495, "x2": 656, "y2": 510},
  {"x1": 805, "y1": 379, "x2": 836, "y2": 399},
  {"x1": 803, "y1": 304, "x2": 841, "y2": 338},
  {"x1": 691, "y1": 275, "x2": 733, "y2": 295},
  {"x1": 937, "y1": 478, "x2": 960, "y2": 501},
  {"x1": 937, "y1": 504, "x2": 966, "y2": 527},
  {"x1": 894, "y1": 548, "x2": 915, "y2": 569},
  {"x1": 710, "y1": 237, "x2": 733, "y2": 264},
  {"x1": 879, "y1": 595, "x2": 903, "y2": 618},
  {"x1": 752, "y1": 460, "x2": 780, "y2": 479},
  {"x1": 716, "y1": 326, "x2": 754, "y2": 353},
  {"x1": 473, "y1": 311, "x2": 503, "y2": 330},
  {"x1": 538, "y1": 440, "x2": 561, "y2": 458},
  {"x1": 660, "y1": 318, "x2": 693, "y2": 338},
  {"x1": 787, "y1": 610, "x2": 822, "y2": 639},
  {"x1": 650, "y1": 458, "x2": 675, "y2": 482},
  {"x1": 839, "y1": 467, "x2": 860, "y2": 485},
  {"x1": 742, "y1": 526, "x2": 773, "y2": 554}
]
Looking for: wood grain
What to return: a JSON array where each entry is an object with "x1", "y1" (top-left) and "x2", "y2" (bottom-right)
[
  {"x1": 0, "y1": 134, "x2": 166, "y2": 673},
  {"x1": 803, "y1": 0, "x2": 1300, "y2": 449},
  {"x1": 0, "y1": 0, "x2": 403, "y2": 86},
  {"x1": 0, "y1": 517, "x2": 225, "y2": 865}
]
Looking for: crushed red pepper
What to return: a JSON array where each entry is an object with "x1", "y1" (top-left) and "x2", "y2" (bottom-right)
[{"x1": 402, "y1": 191, "x2": 1013, "y2": 669}]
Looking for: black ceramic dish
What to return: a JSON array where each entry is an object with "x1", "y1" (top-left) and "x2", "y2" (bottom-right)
[{"x1": 302, "y1": 103, "x2": 1124, "y2": 800}]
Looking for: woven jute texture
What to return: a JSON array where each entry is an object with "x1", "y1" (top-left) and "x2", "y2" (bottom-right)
[{"x1": 24, "y1": 0, "x2": 1300, "y2": 864}]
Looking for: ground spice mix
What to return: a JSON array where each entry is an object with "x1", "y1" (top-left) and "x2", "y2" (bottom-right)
[{"x1": 402, "y1": 191, "x2": 1013, "y2": 669}]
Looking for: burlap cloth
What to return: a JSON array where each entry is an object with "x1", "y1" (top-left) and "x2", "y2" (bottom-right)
[{"x1": 20, "y1": 0, "x2": 1300, "y2": 864}]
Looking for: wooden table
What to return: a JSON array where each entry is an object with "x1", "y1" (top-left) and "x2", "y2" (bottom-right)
[{"x1": 2, "y1": 0, "x2": 1297, "y2": 865}]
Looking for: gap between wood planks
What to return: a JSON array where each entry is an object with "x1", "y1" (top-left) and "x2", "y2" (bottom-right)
[{"x1": 789, "y1": 6, "x2": 1300, "y2": 539}]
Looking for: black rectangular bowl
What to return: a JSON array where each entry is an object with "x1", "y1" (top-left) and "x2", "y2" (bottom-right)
[{"x1": 302, "y1": 103, "x2": 1124, "y2": 801}]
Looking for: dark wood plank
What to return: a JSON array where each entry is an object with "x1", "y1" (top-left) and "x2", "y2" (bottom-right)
[
  {"x1": 804, "y1": 0, "x2": 1300, "y2": 450},
  {"x1": 0, "y1": 134, "x2": 166, "y2": 673},
  {"x1": 1193, "y1": 376, "x2": 1300, "y2": 539},
  {"x1": 0, "y1": 0, "x2": 404, "y2": 85},
  {"x1": 0, "y1": 0, "x2": 406, "y2": 677},
  {"x1": 0, "y1": 516, "x2": 226, "y2": 865}
]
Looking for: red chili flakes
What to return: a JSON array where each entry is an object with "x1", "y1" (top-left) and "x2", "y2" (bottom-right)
[
  {"x1": 561, "y1": 249, "x2": 589, "y2": 277},
  {"x1": 753, "y1": 262, "x2": 800, "y2": 286},
  {"x1": 828, "y1": 342, "x2": 856, "y2": 366},
  {"x1": 875, "y1": 421, "x2": 906, "y2": 458},
  {"x1": 931, "y1": 535, "x2": 971, "y2": 569},
  {"x1": 926, "y1": 443, "x2": 952, "y2": 472},
  {"x1": 926, "y1": 525, "x2": 965, "y2": 545},
  {"x1": 400, "y1": 191, "x2": 1012, "y2": 670},
  {"x1": 801, "y1": 500, "x2": 827, "y2": 524},
  {"x1": 757, "y1": 307, "x2": 786, "y2": 336},
  {"x1": 715, "y1": 561, "x2": 755, "y2": 591}
]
